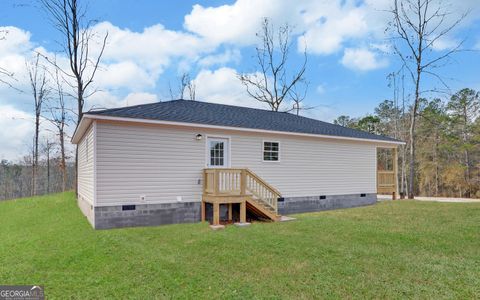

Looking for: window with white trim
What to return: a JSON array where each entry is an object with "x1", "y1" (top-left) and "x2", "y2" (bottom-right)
[
  {"x1": 263, "y1": 141, "x2": 279, "y2": 161},
  {"x1": 209, "y1": 140, "x2": 225, "y2": 166}
]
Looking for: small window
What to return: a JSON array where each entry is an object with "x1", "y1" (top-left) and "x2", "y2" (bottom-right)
[{"x1": 263, "y1": 141, "x2": 279, "y2": 161}]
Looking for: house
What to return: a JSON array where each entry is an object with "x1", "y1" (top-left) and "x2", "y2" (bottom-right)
[{"x1": 72, "y1": 99, "x2": 402, "y2": 229}]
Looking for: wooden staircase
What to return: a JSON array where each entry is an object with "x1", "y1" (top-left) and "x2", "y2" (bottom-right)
[{"x1": 202, "y1": 168, "x2": 281, "y2": 225}]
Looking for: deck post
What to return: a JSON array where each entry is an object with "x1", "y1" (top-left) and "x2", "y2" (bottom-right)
[
  {"x1": 228, "y1": 203, "x2": 232, "y2": 221},
  {"x1": 240, "y1": 201, "x2": 246, "y2": 223},
  {"x1": 240, "y1": 170, "x2": 247, "y2": 195},
  {"x1": 393, "y1": 147, "x2": 398, "y2": 200},
  {"x1": 214, "y1": 170, "x2": 219, "y2": 195},
  {"x1": 201, "y1": 201, "x2": 206, "y2": 222},
  {"x1": 213, "y1": 202, "x2": 220, "y2": 225}
]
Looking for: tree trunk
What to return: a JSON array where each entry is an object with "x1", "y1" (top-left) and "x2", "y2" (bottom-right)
[
  {"x1": 400, "y1": 145, "x2": 406, "y2": 199},
  {"x1": 408, "y1": 113, "x2": 417, "y2": 199},
  {"x1": 60, "y1": 129, "x2": 66, "y2": 192},
  {"x1": 75, "y1": 80, "x2": 83, "y2": 196},
  {"x1": 434, "y1": 129, "x2": 439, "y2": 196},
  {"x1": 33, "y1": 116, "x2": 40, "y2": 196},
  {"x1": 462, "y1": 106, "x2": 471, "y2": 198},
  {"x1": 408, "y1": 64, "x2": 422, "y2": 199},
  {"x1": 47, "y1": 147, "x2": 50, "y2": 194}
]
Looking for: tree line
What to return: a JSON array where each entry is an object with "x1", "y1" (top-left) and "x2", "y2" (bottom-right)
[{"x1": 334, "y1": 88, "x2": 480, "y2": 198}]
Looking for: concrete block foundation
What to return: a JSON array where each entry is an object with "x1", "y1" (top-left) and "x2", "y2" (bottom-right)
[
  {"x1": 78, "y1": 193, "x2": 376, "y2": 229},
  {"x1": 277, "y1": 193, "x2": 377, "y2": 215},
  {"x1": 93, "y1": 202, "x2": 201, "y2": 229}
]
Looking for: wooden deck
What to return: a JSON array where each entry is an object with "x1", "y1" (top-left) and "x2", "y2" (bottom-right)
[{"x1": 202, "y1": 168, "x2": 281, "y2": 225}]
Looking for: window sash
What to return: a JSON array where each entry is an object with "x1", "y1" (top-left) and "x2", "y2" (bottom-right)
[
  {"x1": 209, "y1": 141, "x2": 225, "y2": 166},
  {"x1": 263, "y1": 142, "x2": 279, "y2": 161}
]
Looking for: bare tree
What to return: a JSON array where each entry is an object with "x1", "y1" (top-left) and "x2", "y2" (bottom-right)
[
  {"x1": 388, "y1": 0, "x2": 467, "y2": 198},
  {"x1": 187, "y1": 77, "x2": 196, "y2": 101},
  {"x1": 40, "y1": 0, "x2": 108, "y2": 124},
  {"x1": 0, "y1": 29, "x2": 16, "y2": 88},
  {"x1": 42, "y1": 139, "x2": 55, "y2": 194},
  {"x1": 46, "y1": 67, "x2": 70, "y2": 192},
  {"x1": 26, "y1": 54, "x2": 50, "y2": 196},
  {"x1": 288, "y1": 82, "x2": 312, "y2": 116},
  {"x1": 169, "y1": 73, "x2": 196, "y2": 100},
  {"x1": 40, "y1": 0, "x2": 108, "y2": 194},
  {"x1": 238, "y1": 18, "x2": 307, "y2": 112}
]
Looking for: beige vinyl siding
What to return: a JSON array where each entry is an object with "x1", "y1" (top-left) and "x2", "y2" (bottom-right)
[
  {"x1": 96, "y1": 122, "x2": 205, "y2": 205},
  {"x1": 78, "y1": 124, "x2": 94, "y2": 205},
  {"x1": 231, "y1": 134, "x2": 376, "y2": 197},
  {"x1": 95, "y1": 121, "x2": 377, "y2": 206}
]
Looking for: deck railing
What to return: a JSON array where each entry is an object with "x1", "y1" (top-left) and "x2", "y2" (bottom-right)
[
  {"x1": 203, "y1": 168, "x2": 280, "y2": 212},
  {"x1": 377, "y1": 170, "x2": 396, "y2": 194}
]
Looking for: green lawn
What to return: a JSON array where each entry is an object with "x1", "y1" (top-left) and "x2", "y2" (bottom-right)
[{"x1": 1, "y1": 193, "x2": 479, "y2": 299}]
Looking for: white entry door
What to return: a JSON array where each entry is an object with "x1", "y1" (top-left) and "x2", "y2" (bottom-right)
[{"x1": 207, "y1": 137, "x2": 229, "y2": 168}]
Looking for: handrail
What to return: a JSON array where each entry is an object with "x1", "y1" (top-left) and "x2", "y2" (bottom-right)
[
  {"x1": 203, "y1": 168, "x2": 280, "y2": 213},
  {"x1": 245, "y1": 168, "x2": 281, "y2": 197}
]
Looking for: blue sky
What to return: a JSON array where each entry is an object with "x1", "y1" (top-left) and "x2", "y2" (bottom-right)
[{"x1": 0, "y1": 0, "x2": 479, "y2": 160}]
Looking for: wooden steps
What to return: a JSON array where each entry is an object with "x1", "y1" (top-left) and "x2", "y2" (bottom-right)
[
  {"x1": 246, "y1": 198, "x2": 280, "y2": 222},
  {"x1": 203, "y1": 168, "x2": 282, "y2": 225}
]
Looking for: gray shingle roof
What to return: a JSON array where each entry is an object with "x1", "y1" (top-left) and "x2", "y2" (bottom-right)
[{"x1": 87, "y1": 99, "x2": 401, "y2": 143}]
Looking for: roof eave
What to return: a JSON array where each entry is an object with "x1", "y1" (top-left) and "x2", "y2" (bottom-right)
[{"x1": 71, "y1": 116, "x2": 94, "y2": 144}]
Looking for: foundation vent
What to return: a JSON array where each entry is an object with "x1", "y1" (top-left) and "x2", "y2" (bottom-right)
[{"x1": 122, "y1": 205, "x2": 136, "y2": 211}]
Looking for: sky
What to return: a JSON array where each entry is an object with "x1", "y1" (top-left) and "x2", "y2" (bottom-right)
[{"x1": 0, "y1": 0, "x2": 480, "y2": 160}]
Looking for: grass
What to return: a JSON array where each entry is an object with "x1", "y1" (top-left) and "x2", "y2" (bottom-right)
[{"x1": 0, "y1": 193, "x2": 479, "y2": 299}]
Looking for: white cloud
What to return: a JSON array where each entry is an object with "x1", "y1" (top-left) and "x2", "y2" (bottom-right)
[
  {"x1": 431, "y1": 36, "x2": 460, "y2": 51},
  {"x1": 184, "y1": 0, "x2": 301, "y2": 46},
  {"x1": 0, "y1": 26, "x2": 32, "y2": 56},
  {"x1": 95, "y1": 61, "x2": 155, "y2": 90},
  {"x1": 316, "y1": 84, "x2": 325, "y2": 94},
  {"x1": 0, "y1": 105, "x2": 34, "y2": 160},
  {"x1": 198, "y1": 49, "x2": 242, "y2": 67},
  {"x1": 341, "y1": 48, "x2": 388, "y2": 71},
  {"x1": 185, "y1": 0, "x2": 373, "y2": 56},
  {"x1": 93, "y1": 22, "x2": 215, "y2": 77},
  {"x1": 184, "y1": 0, "x2": 479, "y2": 60},
  {"x1": 87, "y1": 91, "x2": 159, "y2": 111},
  {"x1": 122, "y1": 92, "x2": 159, "y2": 107},
  {"x1": 299, "y1": 3, "x2": 369, "y2": 55},
  {"x1": 193, "y1": 67, "x2": 262, "y2": 108}
]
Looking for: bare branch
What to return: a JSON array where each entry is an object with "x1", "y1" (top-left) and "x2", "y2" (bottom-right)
[{"x1": 239, "y1": 18, "x2": 309, "y2": 113}]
